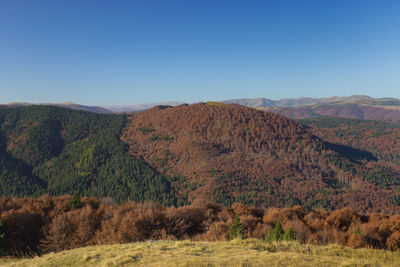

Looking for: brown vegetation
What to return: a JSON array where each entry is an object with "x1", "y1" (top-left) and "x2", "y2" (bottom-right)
[
  {"x1": 120, "y1": 103, "x2": 399, "y2": 213},
  {"x1": 1, "y1": 195, "x2": 400, "y2": 256}
]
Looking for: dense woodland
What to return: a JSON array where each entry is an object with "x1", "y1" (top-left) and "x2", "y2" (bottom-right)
[
  {"x1": 122, "y1": 103, "x2": 400, "y2": 213},
  {"x1": 300, "y1": 117, "x2": 400, "y2": 204},
  {"x1": 0, "y1": 106, "x2": 175, "y2": 205},
  {"x1": 1, "y1": 195, "x2": 400, "y2": 256},
  {"x1": 1, "y1": 105, "x2": 400, "y2": 214}
]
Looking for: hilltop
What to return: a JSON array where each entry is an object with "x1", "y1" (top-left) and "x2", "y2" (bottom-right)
[{"x1": 121, "y1": 103, "x2": 399, "y2": 213}]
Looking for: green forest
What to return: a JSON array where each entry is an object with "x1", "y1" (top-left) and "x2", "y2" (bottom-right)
[{"x1": 0, "y1": 106, "x2": 176, "y2": 205}]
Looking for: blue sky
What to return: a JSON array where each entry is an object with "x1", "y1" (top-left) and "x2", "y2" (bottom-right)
[{"x1": 1, "y1": 0, "x2": 400, "y2": 105}]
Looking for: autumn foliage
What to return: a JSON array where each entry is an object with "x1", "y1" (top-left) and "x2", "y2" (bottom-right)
[
  {"x1": 121, "y1": 103, "x2": 400, "y2": 213},
  {"x1": 1, "y1": 196, "x2": 400, "y2": 256}
]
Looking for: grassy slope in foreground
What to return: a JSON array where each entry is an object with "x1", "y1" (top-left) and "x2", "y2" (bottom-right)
[{"x1": 3, "y1": 239, "x2": 400, "y2": 267}]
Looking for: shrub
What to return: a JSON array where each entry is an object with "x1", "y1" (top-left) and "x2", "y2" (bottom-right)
[
  {"x1": 166, "y1": 206, "x2": 206, "y2": 239},
  {"x1": 325, "y1": 208, "x2": 358, "y2": 231},
  {"x1": 230, "y1": 215, "x2": 245, "y2": 240},
  {"x1": 1, "y1": 208, "x2": 45, "y2": 255},
  {"x1": 386, "y1": 232, "x2": 400, "y2": 251}
]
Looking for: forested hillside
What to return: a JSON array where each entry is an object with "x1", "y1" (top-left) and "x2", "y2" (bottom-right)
[
  {"x1": 121, "y1": 103, "x2": 400, "y2": 213},
  {"x1": 1, "y1": 104, "x2": 400, "y2": 214},
  {"x1": 0, "y1": 106, "x2": 175, "y2": 205},
  {"x1": 300, "y1": 117, "x2": 400, "y2": 205}
]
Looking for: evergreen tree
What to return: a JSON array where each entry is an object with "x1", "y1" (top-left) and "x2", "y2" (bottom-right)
[
  {"x1": 272, "y1": 219, "x2": 284, "y2": 241},
  {"x1": 69, "y1": 192, "x2": 82, "y2": 209},
  {"x1": 265, "y1": 219, "x2": 285, "y2": 242},
  {"x1": 230, "y1": 214, "x2": 245, "y2": 240},
  {"x1": 282, "y1": 227, "x2": 296, "y2": 241},
  {"x1": 354, "y1": 226, "x2": 363, "y2": 236},
  {"x1": 264, "y1": 230, "x2": 274, "y2": 242},
  {"x1": 0, "y1": 217, "x2": 4, "y2": 239}
]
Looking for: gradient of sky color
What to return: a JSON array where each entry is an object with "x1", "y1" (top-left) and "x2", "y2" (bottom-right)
[{"x1": 1, "y1": 0, "x2": 400, "y2": 106}]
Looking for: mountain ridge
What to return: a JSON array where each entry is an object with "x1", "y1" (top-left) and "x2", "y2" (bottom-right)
[
  {"x1": 4, "y1": 95, "x2": 400, "y2": 116},
  {"x1": 1, "y1": 102, "x2": 113, "y2": 114}
]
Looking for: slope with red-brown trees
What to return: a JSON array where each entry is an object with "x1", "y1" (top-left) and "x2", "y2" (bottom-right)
[{"x1": 121, "y1": 103, "x2": 399, "y2": 213}]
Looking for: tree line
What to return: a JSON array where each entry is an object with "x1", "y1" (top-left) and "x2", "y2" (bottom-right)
[{"x1": 1, "y1": 195, "x2": 400, "y2": 256}]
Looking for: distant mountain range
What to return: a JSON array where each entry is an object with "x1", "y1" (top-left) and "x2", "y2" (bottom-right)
[
  {"x1": 102, "y1": 101, "x2": 186, "y2": 113},
  {"x1": 2, "y1": 95, "x2": 400, "y2": 123},
  {"x1": 239, "y1": 95, "x2": 400, "y2": 124},
  {"x1": 222, "y1": 95, "x2": 400, "y2": 107},
  {"x1": 101, "y1": 95, "x2": 400, "y2": 112},
  {"x1": 1, "y1": 102, "x2": 113, "y2": 114},
  {"x1": 107, "y1": 95, "x2": 400, "y2": 123}
]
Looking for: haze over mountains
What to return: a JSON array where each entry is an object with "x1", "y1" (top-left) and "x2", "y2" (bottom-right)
[
  {"x1": 1, "y1": 102, "x2": 113, "y2": 114},
  {"x1": 103, "y1": 101, "x2": 186, "y2": 113},
  {"x1": 3, "y1": 95, "x2": 400, "y2": 123}
]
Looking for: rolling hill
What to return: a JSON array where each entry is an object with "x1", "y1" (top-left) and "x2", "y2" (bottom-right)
[
  {"x1": 224, "y1": 95, "x2": 400, "y2": 124},
  {"x1": 121, "y1": 102, "x2": 400, "y2": 213},
  {"x1": 0, "y1": 104, "x2": 399, "y2": 213},
  {"x1": 260, "y1": 104, "x2": 400, "y2": 124},
  {"x1": 223, "y1": 95, "x2": 400, "y2": 108}
]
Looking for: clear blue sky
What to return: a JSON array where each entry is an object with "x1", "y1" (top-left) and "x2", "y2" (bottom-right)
[{"x1": 1, "y1": 0, "x2": 400, "y2": 105}]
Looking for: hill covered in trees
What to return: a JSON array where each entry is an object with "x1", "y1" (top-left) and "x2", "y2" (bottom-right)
[
  {"x1": 299, "y1": 117, "x2": 400, "y2": 206},
  {"x1": 0, "y1": 106, "x2": 175, "y2": 205},
  {"x1": 121, "y1": 103, "x2": 400, "y2": 213},
  {"x1": 0, "y1": 104, "x2": 400, "y2": 214}
]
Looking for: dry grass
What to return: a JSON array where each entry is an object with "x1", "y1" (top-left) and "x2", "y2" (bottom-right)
[
  {"x1": 2, "y1": 239, "x2": 400, "y2": 267},
  {"x1": 205, "y1": 101, "x2": 225, "y2": 106}
]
